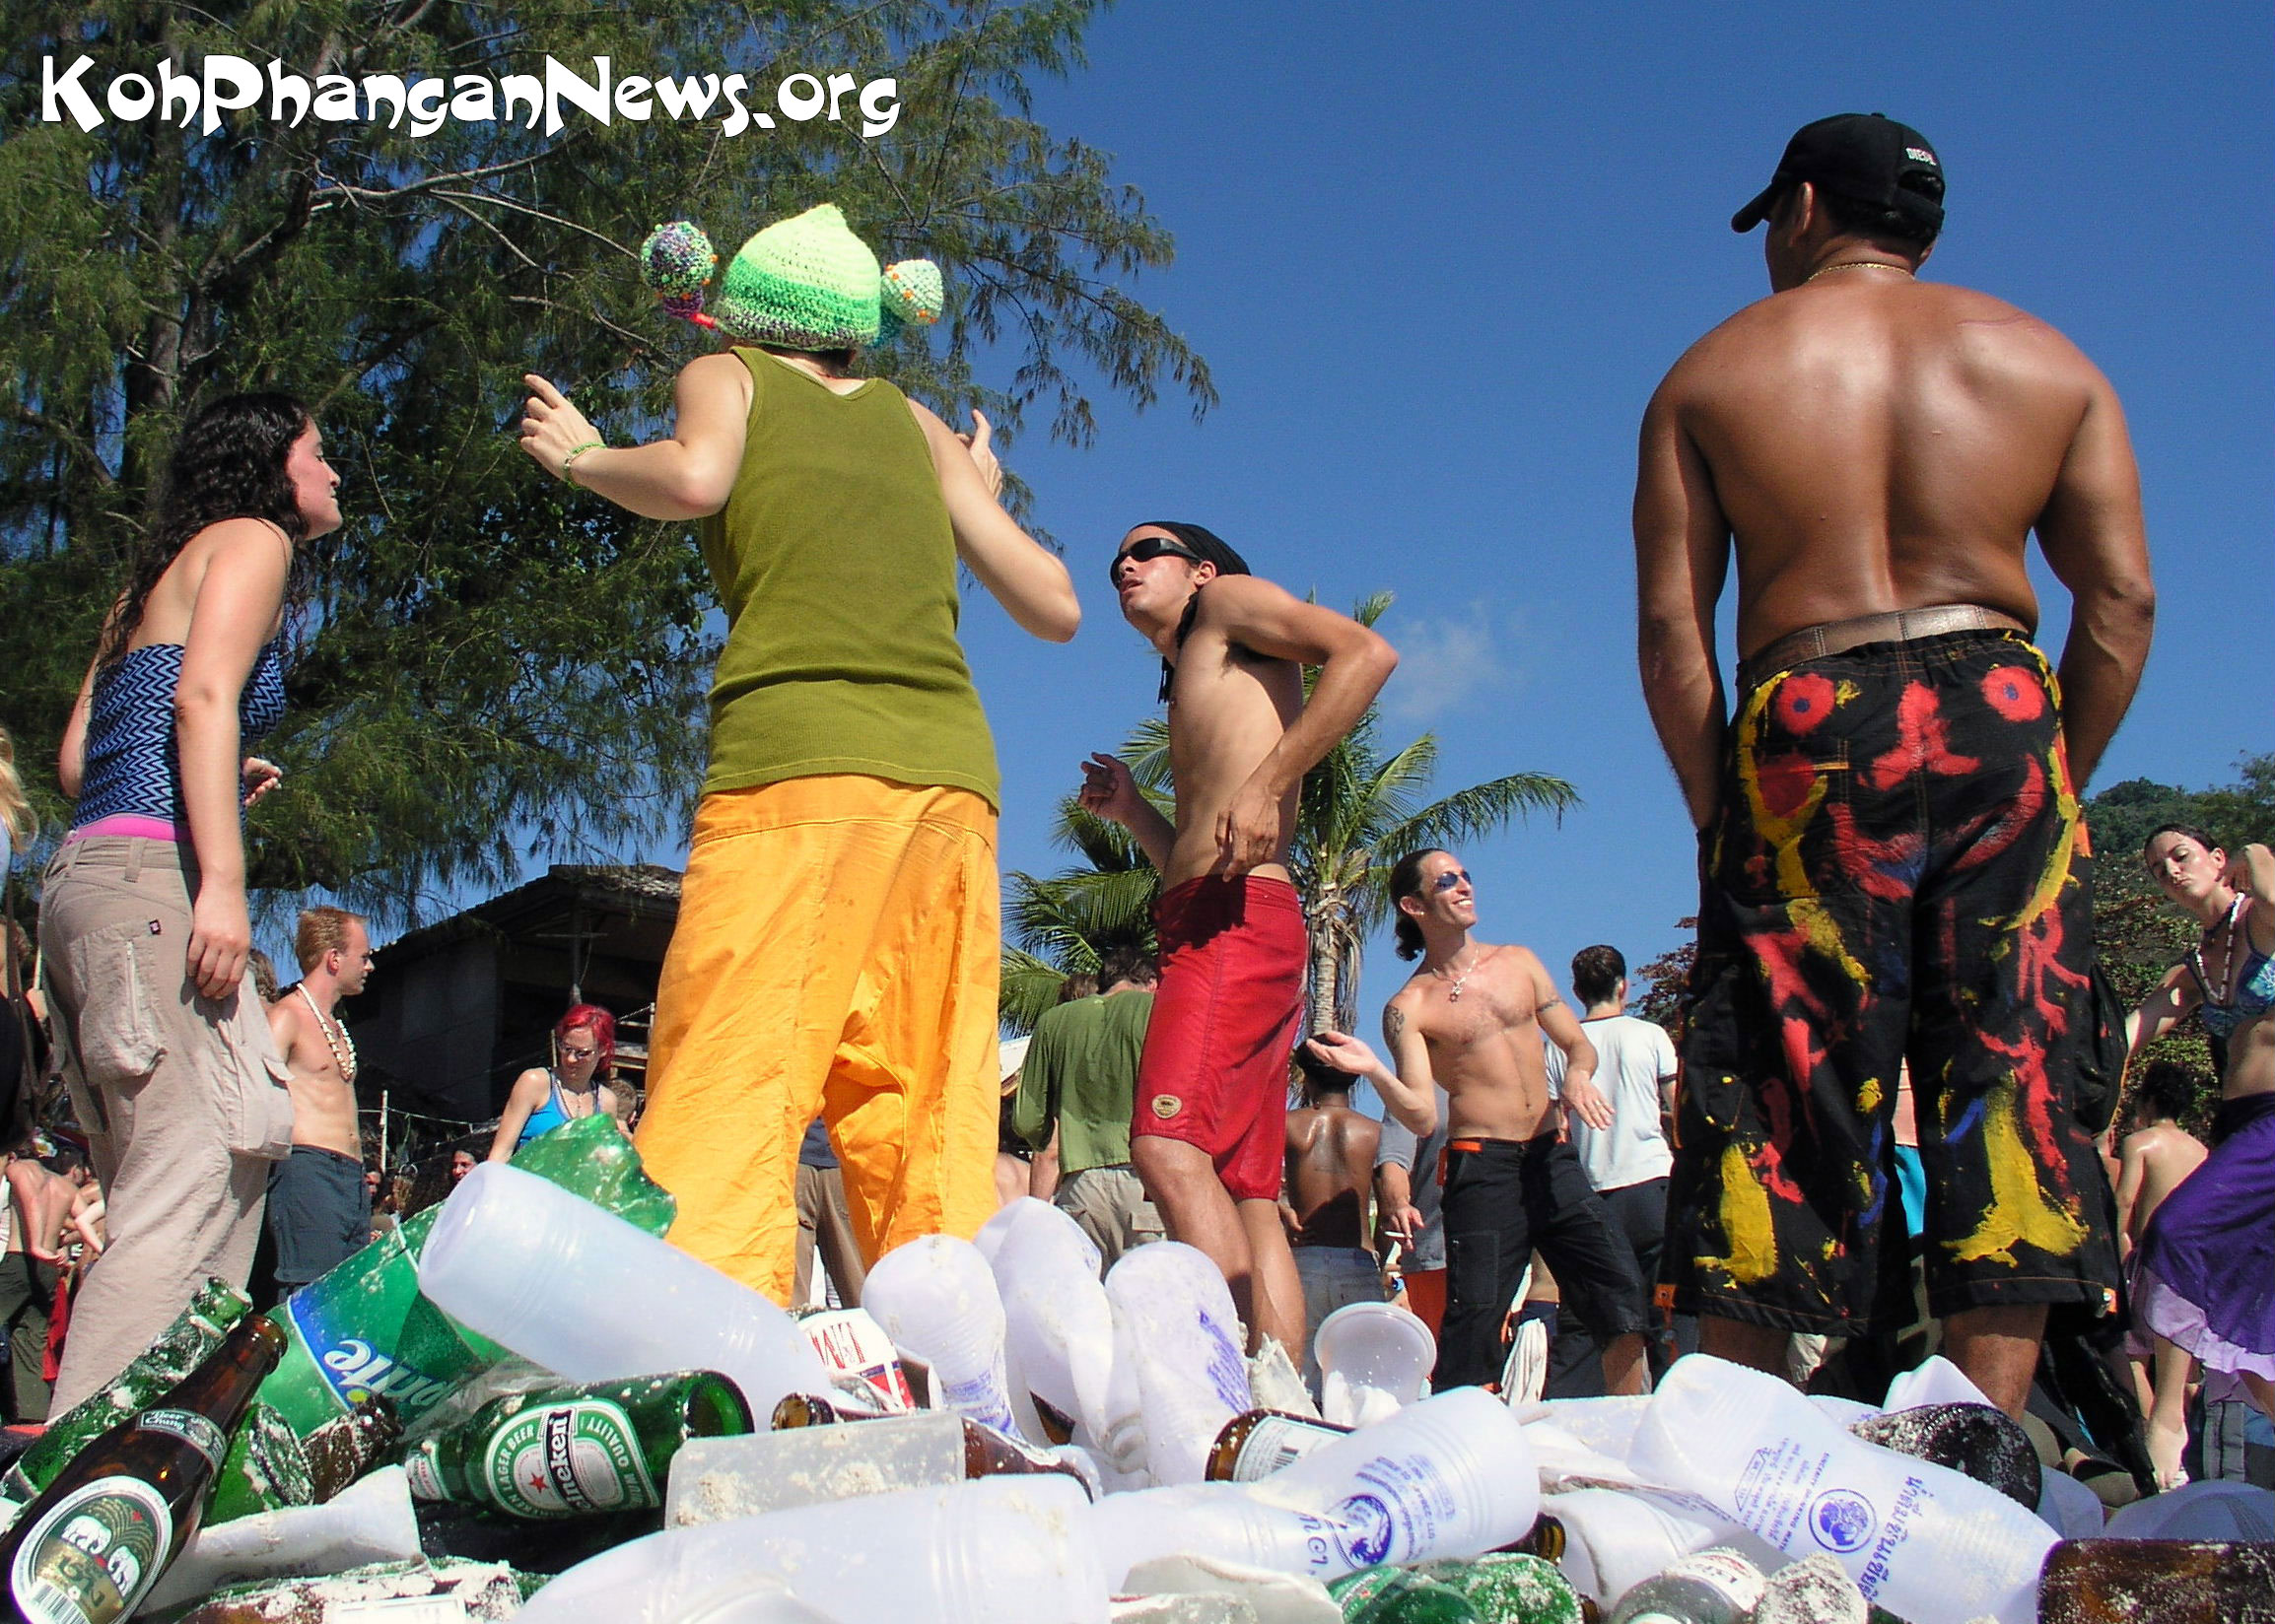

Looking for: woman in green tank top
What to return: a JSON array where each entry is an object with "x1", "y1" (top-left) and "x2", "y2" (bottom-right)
[{"x1": 513, "y1": 203, "x2": 1077, "y2": 1300}]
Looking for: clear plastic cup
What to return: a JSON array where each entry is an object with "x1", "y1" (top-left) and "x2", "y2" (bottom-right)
[
  {"x1": 142, "y1": 1465, "x2": 422, "y2": 1613},
  {"x1": 1312, "y1": 1302, "x2": 1434, "y2": 1427},
  {"x1": 862, "y1": 1234, "x2": 1024, "y2": 1439},
  {"x1": 1105, "y1": 1242, "x2": 1252, "y2": 1485},
  {"x1": 516, "y1": 1474, "x2": 1108, "y2": 1624},
  {"x1": 415, "y1": 1164, "x2": 831, "y2": 1417},
  {"x1": 980, "y1": 1199, "x2": 1120, "y2": 1449}
]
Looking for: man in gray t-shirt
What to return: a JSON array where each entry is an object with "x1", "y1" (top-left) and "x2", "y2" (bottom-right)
[{"x1": 1373, "y1": 1084, "x2": 1452, "y2": 1334}]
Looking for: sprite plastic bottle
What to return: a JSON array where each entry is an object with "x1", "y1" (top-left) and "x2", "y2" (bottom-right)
[{"x1": 404, "y1": 1371, "x2": 752, "y2": 1520}]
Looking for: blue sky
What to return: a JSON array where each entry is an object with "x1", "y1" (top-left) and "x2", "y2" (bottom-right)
[
  {"x1": 942, "y1": 0, "x2": 2273, "y2": 1041},
  {"x1": 304, "y1": 1, "x2": 2268, "y2": 1081}
]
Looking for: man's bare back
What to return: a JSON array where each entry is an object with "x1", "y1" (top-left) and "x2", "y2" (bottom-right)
[
  {"x1": 1661, "y1": 276, "x2": 2114, "y2": 654},
  {"x1": 1389, "y1": 946, "x2": 1564, "y2": 1142},
  {"x1": 1284, "y1": 1102, "x2": 1379, "y2": 1250},
  {"x1": 2116, "y1": 1121, "x2": 2208, "y2": 1250}
]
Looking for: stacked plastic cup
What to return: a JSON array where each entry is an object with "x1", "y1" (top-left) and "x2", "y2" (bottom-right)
[{"x1": 862, "y1": 1233, "x2": 1026, "y2": 1440}]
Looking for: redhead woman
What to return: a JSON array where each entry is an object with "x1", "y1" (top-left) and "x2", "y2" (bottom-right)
[
  {"x1": 42, "y1": 393, "x2": 336, "y2": 1409},
  {"x1": 487, "y1": 1004, "x2": 628, "y2": 1159}
]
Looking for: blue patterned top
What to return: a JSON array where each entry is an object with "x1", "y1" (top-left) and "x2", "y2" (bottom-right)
[{"x1": 73, "y1": 641, "x2": 289, "y2": 831}]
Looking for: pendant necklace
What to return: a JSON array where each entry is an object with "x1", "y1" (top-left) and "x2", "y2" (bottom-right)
[
  {"x1": 1435, "y1": 951, "x2": 1484, "y2": 1003},
  {"x1": 298, "y1": 984, "x2": 358, "y2": 1084}
]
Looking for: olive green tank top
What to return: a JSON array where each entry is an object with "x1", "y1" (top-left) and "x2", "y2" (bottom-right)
[{"x1": 695, "y1": 348, "x2": 1000, "y2": 808}]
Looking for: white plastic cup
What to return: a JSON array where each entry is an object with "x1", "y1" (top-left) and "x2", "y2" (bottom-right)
[
  {"x1": 1312, "y1": 1302, "x2": 1434, "y2": 1427},
  {"x1": 1626, "y1": 1356, "x2": 2055, "y2": 1624},
  {"x1": 1541, "y1": 1488, "x2": 1782, "y2": 1608},
  {"x1": 979, "y1": 1199, "x2": 1124, "y2": 1455},
  {"x1": 416, "y1": 1164, "x2": 832, "y2": 1416},
  {"x1": 862, "y1": 1234, "x2": 1024, "y2": 1439},
  {"x1": 2102, "y1": 1478, "x2": 2275, "y2": 1541},
  {"x1": 1105, "y1": 1242, "x2": 1253, "y2": 1485},
  {"x1": 139, "y1": 1466, "x2": 421, "y2": 1614},
  {"x1": 2034, "y1": 1467, "x2": 2106, "y2": 1540},
  {"x1": 515, "y1": 1474, "x2": 1108, "y2": 1624},
  {"x1": 1088, "y1": 1483, "x2": 1333, "y2": 1592}
]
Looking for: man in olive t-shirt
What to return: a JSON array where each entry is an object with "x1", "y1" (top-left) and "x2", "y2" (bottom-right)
[{"x1": 1011, "y1": 949, "x2": 1163, "y2": 1271}]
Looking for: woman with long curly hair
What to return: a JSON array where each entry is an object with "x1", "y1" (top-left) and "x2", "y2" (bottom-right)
[{"x1": 40, "y1": 391, "x2": 340, "y2": 1409}]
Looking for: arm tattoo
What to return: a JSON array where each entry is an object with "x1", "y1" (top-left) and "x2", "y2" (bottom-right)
[
  {"x1": 1384, "y1": 1006, "x2": 1407, "y2": 1049},
  {"x1": 1538, "y1": 993, "x2": 1564, "y2": 1012}
]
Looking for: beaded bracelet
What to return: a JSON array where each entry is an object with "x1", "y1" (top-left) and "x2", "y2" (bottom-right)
[{"x1": 558, "y1": 440, "x2": 605, "y2": 484}]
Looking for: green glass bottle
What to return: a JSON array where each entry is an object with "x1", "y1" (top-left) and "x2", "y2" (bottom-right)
[
  {"x1": 1417, "y1": 1553, "x2": 1586, "y2": 1624},
  {"x1": 403, "y1": 1371, "x2": 752, "y2": 1521},
  {"x1": 3, "y1": 1280, "x2": 252, "y2": 1506},
  {"x1": 0, "y1": 1315, "x2": 286, "y2": 1624},
  {"x1": 1330, "y1": 1567, "x2": 1482, "y2": 1624}
]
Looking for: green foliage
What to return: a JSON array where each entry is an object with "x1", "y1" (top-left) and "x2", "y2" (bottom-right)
[
  {"x1": 998, "y1": 592, "x2": 1579, "y2": 1035},
  {"x1": 0, "y1": 0, "x2": 1212, "y2": 920}
]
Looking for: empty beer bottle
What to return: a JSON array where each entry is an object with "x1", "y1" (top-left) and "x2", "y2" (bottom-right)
[
  {"x1": 1494, "y1": 1512, "x2": 1567, "y2": 1562},
  {"x1": 404, "y1": 1371, "x2": 753, "y2": 1521},
  {"x1": 1204, "y1": 1409, "x2": 1351, "y2": 1483},
  {"x1": 0, "y1": 1313, "x2": 286, "y2": 1624},
  {"x1": 2038, "y1": 1539, "x2": 2275, "y2": 1623},
  {"x1": 770, "y1": 1392, "x2": 1093, "y2": 1491},
  {"x1": 5, "y1": 1279, "x2": 252, "y2": 1506}
]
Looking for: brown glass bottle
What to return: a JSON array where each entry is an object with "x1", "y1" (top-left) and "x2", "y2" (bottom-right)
[
  {"x1": 1491, "y1": 1512, "x2": 1567, "y2": 1563},
  {"x1": 771, "y1": 1392, "x2": 1091, "y2": 1493},
  {"x1": 0, "y1": 1314, "x2": 287, "y2": 1624},
  {"x1": 2038, "y1": 1539, "x2": 2275, "y2": 1622},
  {"x1": 1203, "y1": 1409, "x2": 1352, "y2": 1482}
]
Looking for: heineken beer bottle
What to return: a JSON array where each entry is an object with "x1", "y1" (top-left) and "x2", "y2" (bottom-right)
[
  {"x1": 404, "y1": 1372, "x2": 753, "y2": 1520},
  {"x1": 0, "y1": 1315, "x2": 286, "y2": 1624}
]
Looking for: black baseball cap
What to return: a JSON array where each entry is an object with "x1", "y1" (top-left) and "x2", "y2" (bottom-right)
[{"x1": 1730, "y1": 113, "x2": 1945, "y2": 235}]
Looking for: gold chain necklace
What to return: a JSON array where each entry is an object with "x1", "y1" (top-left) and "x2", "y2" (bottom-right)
[
  {"x1": 1805, "y1": 260, "x2": 1914, "y2": 286},
  {"x1": 297, "y1": 984, "x2": 357, "y2": 1084}
]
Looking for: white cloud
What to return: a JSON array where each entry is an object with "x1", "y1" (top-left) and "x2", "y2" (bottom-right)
[{"x1": 1381, "y1": 603, "x2": 1520, "y2": 722}]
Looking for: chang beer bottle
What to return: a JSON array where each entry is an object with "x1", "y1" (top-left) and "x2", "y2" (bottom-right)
[
  {"x1": 770, "y1": 1393, "x2": 1097, "y2": 1493},
  {"x1": 0, "y1": 1315, "x2": 286, "y2": 1624},
  {"x1": 404, "y1": 1371, "x2": 752, "y2": 1521},
  {"x1": 249, "y1": 1116, "x2": 674, "y2": 1450},
  {"x1": 4, "y1": 1280, "x2": 252, "y2": 1505}
]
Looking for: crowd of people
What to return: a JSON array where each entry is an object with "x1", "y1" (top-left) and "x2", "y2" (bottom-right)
[{"x1": 0, "y1": 110, "x2": 2264, "y2": 1520}]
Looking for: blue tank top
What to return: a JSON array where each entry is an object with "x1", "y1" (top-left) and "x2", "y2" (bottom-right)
[
  {"x1": 517, "y1": 1073, "x2": 574, "y2": 1146},
  {"x1": 73, "y1": 641, "x2": 288, "y2": 831}
]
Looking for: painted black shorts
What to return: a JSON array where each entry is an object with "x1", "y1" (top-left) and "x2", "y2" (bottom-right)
[{"x1": 1666, "y1": 630, "x2": 2123, "y2": 1334}]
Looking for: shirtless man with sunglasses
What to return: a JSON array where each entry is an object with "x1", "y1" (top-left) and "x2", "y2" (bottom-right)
[
  {"x1": 1312, "y1": 848, "x2": 1648, "y2": 1395},
  {"x1": 1078, "y1": 521, "x2": 1408, "y2": 1358}
]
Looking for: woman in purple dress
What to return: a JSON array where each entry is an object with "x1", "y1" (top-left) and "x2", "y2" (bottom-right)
[{"x1": 2126, "y1": 826, "x2": 2275, "y2": 1462}]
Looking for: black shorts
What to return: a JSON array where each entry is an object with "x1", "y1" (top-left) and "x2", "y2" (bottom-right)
[
  {"x1": 1435, "y1": 1132, "x2": 1646, "y2": 1389},
  {"x1": 1667, "y1": 630, "x2": 2122, "y2": 1334},
  {"x1": 266, "y1": 1145, "x2": 372, "y2": 1292}
]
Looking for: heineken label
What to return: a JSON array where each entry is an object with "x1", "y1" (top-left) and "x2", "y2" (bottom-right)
[
  {"x1": 136, "y1": 1408, "x2": 228, "y2": 1470},
  {"x1": 9, "y1": 1477, "x2": 173, "y2": 1624},
  {"x1": 480, "y1": 1400, "x2": 655, "y2": 1519}
]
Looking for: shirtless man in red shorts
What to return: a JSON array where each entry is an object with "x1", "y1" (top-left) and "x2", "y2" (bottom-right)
[{"x1": 1079, "y1": 522, "x2": 1397, "y2": 1355}]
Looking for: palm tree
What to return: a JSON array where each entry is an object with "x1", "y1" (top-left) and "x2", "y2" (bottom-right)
[{"x1": 999, "y1": 593, "x2": 1578, "y2": 1035}]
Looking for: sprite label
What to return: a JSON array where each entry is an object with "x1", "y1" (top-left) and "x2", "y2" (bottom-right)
[
  {"x1": 479, "y1": 1400, "x2": 655, "y2": 1519},
  {"x1": 9, "y1": 1478, "x2": 172, "y2": 1624}
]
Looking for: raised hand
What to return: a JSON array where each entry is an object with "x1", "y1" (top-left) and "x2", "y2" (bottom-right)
[
  {"x1": 517, "y1": 374, "x2": 602, "y2": 481},
  {"x1": 1078, "y1": 752, "x2": 1145, "y2": 826},
  {"x1": 956, "y1": 408, "x2": 1002, "y2": 500}
]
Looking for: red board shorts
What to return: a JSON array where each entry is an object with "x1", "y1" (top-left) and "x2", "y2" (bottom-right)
[{"x1": 1134, "y1": 874, "x2": 1307, "y2": 1202}]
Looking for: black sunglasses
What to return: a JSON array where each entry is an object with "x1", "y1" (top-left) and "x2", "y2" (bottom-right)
[
  {"x1": 1432, "y1": 869, "x2": 1474, "y2": 892},
  {"x1": 1109, "y1": 535, "x2": 1203, "y2": 586}
]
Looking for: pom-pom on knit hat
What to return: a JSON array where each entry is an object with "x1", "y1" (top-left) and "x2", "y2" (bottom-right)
[{"x1": 638, "y1": 204, "x2": 942, "y2": 352}]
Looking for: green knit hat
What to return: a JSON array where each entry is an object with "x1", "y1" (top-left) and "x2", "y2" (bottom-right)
[{"x1": 639, "y1": 204, "x2": 942, "y2": 351}]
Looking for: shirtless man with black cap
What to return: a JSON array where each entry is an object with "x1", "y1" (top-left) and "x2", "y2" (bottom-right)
[
  {"x1": 1079, "y1": 522, "x2": 1406, "y2": 1357},
  {"x1": 1635, "y1": 113, "x2": 2154, "y2": 1415}
]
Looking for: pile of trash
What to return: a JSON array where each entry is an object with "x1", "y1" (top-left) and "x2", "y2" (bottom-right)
[{"x1": 1, "y1": 1118, "x2": 2267, "y2": 1624}]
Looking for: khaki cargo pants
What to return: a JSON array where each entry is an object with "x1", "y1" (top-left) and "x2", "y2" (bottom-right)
[{"x1": 39, "y1": 838, "x2": 294, "y2": 1411}]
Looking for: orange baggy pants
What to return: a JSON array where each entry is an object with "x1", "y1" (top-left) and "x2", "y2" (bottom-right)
[{"x1": 634, "y1": 776, "x2": 1000, "y2": 1301}]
